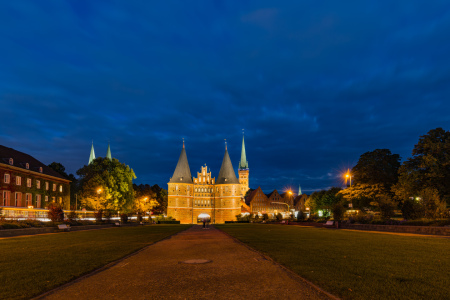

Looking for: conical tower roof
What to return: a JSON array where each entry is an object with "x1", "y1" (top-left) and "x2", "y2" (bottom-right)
[
  {"x1": 217, "y1": 144, "x2": 240, "y2": 184},
  {"x1": 238, "y1": 134, "x2": 249, "y2": 170},
  {"x1": 106, "y1": 143, "x2": 112, "y2": 160},
  {"x1": 169, "y1": 143, "x2": 193, "y2": 184},
  {"x1": 88, "y1": 141, "x2": 96, "y2": 165}
]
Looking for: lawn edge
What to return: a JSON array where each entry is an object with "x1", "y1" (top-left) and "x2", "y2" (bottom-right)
[
  {"x1": 31, "y1": 225, "x2": 192, "y2": 300},
  {"x1": 216, "y1": 225, "x2": 341, "y2": 300}
]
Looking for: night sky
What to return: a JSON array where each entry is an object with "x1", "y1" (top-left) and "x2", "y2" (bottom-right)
[{"x1": 1, "y1": 1, "x2": 449, "y2": 193}]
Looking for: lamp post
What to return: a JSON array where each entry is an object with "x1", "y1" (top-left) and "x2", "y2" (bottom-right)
[
  {"x1": 96, "y1": 188, "x2": 102, "y2": 211},
  {"x1": 344, "y1": 170, "x2": 353, "y2": 215}
]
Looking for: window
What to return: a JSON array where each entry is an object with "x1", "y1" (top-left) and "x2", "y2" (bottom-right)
[
  {"x1": 59, "y1": 185, "x2": 63, "y2": 192},
  {"x1": 27, "y1": 178, "x2": 32, "y2": 188},
  {"x1": 4, "y1": 173, "x2": 10, "y2": 184},
  {"x1": 25, "y1": 163, "x2": 29, "y2": 169},
  {"x1": 45, "y1": 182, "x2": 49, "y2": 190},
  {"x1": 16, "y1": 176, "x2": 21, "y2": 186},
  {"x1": 39, "y1": 167, "x2": 43, "y2": 173},
  {"x1": 36, "y1": 180, "x2": 40, "y2": 189},
  {"x1": 45, "y1": 196, "x2": 48, "y2": 202},
  {"x1": 2, "y1": 191, "x2": 11, "y2": 206},
  {"x1": 15, "y1": 192, "x2": 22, "y2": 207},
  {"x1": 53, "y1": 184, "x2": 56, "y2": 191},
  {"x1": 26, "y1": 193, "x2": 32, "y2": 206},
  {"x1": 36, "y1": 194, "x2": 41, "y2": 208},
  {"x1": 52, "y1": 197, "x2": 55, "y2": 202},
  {"x1": 9, "y1": 158, "x2": 13, "y2": 165}
]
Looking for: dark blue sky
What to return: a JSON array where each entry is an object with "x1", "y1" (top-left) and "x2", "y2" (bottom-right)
[{"x1": 1, "y1": 1, "x2": 449, "y2": 193}]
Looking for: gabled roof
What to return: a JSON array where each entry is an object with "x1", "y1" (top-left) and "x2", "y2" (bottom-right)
[
  {"x1": 0, "y1": 145, "x2": 69, "y2": 180},
  {"x1": 216, "y1": 148, "x2": 240, "y2": 184},
  {"x1": 169, "y1": 145, "x2": 193, "y2": 184},
  {"x1": 267, "y1": 189, "x2": 281, "y2": 199}
]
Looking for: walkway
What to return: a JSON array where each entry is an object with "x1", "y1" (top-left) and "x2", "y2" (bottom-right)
[{"x1": 40, "y1": 225, "x2": 332, "y2": 300}]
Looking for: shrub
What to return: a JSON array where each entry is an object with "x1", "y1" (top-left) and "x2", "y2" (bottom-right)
[
  {"x1": 94, "y1": 209, "x2": 103, "y2": 223},
  {"x1": 103, "y1": 209, "x2": 113, "y2": 223},
  {"x1": 47, "y1": 203, "x2": 64, "y2": 223},
  {"x1": 275, "y1": 213, "x2": 283, "y2": 221},
  {"x1": 67, "y1": 211, "x2": 77, "y2": 222},
  {"x1": 296, "y1": 211, "x2": 305, "y2": 221},
  {"x1": 120, "y1": 214, "x2": 128, "y2": 223},
  {"x1": 378, "y1": 196, "x2": 396, "y2": 220},
  {"x1": 262, "y1": 213, "x2": 269, "y2": 221},
  {"x1": 331, "y1": 203, "x2": 345, "y2": 222}
]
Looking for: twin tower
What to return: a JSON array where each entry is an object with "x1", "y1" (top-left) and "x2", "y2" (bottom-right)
[{"x1": 167, "y1": 136, "x2": 250, "y2": 224}]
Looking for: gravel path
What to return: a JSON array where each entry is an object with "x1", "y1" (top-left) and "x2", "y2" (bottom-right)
[{"x1": 40, "y1": 225, "x2": 333, "y2": 300}]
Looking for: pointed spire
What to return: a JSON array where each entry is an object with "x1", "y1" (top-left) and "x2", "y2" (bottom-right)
[
  {"x1": 238, "y1": 132, "x2": 249, "y2": 170},
  {"x1": 106, "y1": 142, "x2": 112, "y2": 160},
  {"x1": 217, "y1": 144, "x2": 240, "y2": 184},
  {"x1": 169, "y1": 141, "x2": 193, "y2": 183},
  {"x1": 89, "y1": 141, "x2": 96, "y2": 165},
  {"x1": 298, "y1": 185, "x2": 302, "y2": 196}
]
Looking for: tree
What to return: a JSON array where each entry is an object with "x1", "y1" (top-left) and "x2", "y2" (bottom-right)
[
  {"x1": 352, "y1": 149, "x2": 401, "y2": 188},
  {"x1": 133, "y1": 184, "x2": 159, "y2": 214},
  {"x1": 47, "y1": 202, "x2": 64, "y2": 223},
  {"x1": 309, "y1": 187, "x2": 342, "y2": 213},
  {"x1": 331, "y1": 203, "x2": 345, "y2": 222},
  {"x1": 77, "y1": 158, "x2": 136, "y2": 212},
  {"x1": 393, "y1": 128, "x2": 450, "y2": 205}
]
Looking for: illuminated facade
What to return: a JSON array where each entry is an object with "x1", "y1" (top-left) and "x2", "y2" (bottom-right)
[
  {"x1": 249, "y1": 187, "x2": 298, "y2": 215},
  {"x1": 167, "y1": 142, "x2": 244, "y2": 224},
  {"x1": 0, "y1": 145, "x2": 70, "y2": 218}
]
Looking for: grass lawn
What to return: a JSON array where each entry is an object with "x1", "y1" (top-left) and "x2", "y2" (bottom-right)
[
  {"x1": 0, "y1": 225, "x2": 191, "y2": 300},
  {"x1": 217, "y1": 224, "x2": 450, "y2": 300}
]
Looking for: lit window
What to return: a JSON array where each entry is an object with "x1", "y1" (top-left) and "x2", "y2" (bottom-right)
[
  {"x1": 27, "y1": 178, "x2": 32, "y2": 188},
  {"x1": 58, "y1": 197, "x2": 62, "y2": 203},
  {"x1": 39, "y1": 167, "x2": 43, "y2": 173},
  {"x1": 59, "y1": 185, "x2": 63, "y2": 192},
  {"x1": 53, "y1": 184, "x2": 56, "y2": 191},
  {"x1": 45, "y1": 196, "x2": 48, "y2": 202},
  {"x1": 15, "y1": 192, "x2": 22, "y2": 206},
  {"x1": 45, "y1": 182, "x2": 49, "y2": 190},
  {"x1": 4, "y1": 173, "x2": 10, "y2": 184},
  {"x1": 26, "y1": 193, "x2": 32, "y2": 206},
  {"x1": 36, "y1": 180, "x2": 40, "y2": 189},
  {"x1": 36, "y1": 194, "x2": 41, "y2": 208},
  {"x1": 16, "y1": 176, "x2": 22, "y2": 186},
  {"x1": 9, "y1": 158, "x2": 13, "y2": 165},
  {"x1": 52, "y1": 197, "x2": 55, "y2": 202},
  {"x1": 26, "y1": 163, "x2": 29, "y2": 169},
  {"x1": 2, "y1": 191, "x2": 11, "y2": 206}
]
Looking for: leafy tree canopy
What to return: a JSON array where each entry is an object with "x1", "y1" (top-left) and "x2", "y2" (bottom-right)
[
  {"x1": 393, "y1": 128, "x2": 450, "y2": 204},
  {"x1": 352, "y1": 149, "x2": 401, "y2": 187},
  {"x1": 48, "y1": 162, "x2": 69, "y2": 179},
  {"x1": 77, "y1": 158, "x2": 136, "y2": 211}
]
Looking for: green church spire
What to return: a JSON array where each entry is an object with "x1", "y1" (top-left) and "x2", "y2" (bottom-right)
[
  {"x1": 298, "y1": 185, "x2": 302, "y2": 196},
  {"x1": 106, "y1": 142, "x2": 112, "y2": 160},
  {"x1": 238, "y1": 133, "x2": 248, "y2": 170},
  {"x1": 89, "y1": 141, "x2": 96, "y2": 165}
]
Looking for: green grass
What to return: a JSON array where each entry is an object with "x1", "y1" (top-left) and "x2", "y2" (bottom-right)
[
  {"x1": 217, "y1": 224, "x2": 450, "y2": 300},
  {"x1": 0, "y1": 225, "x2": 191, "y2": 300}
]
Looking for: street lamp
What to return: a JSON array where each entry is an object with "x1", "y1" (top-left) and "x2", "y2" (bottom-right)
[
  {"x1": 96, "y1": 188, "x2": 102, "y2": 210},
  {"x1": 345, "y1": 170, "x2": 352, "y2": 187}
]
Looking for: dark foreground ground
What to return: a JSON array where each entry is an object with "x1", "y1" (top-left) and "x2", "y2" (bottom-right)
[{"x1": 40, "y1": 225, "x2": 331, "y2": 300}]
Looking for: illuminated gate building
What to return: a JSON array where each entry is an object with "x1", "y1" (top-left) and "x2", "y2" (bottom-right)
[{"x1": 167, "y1": 137, "x2": 249, "y2": 224}]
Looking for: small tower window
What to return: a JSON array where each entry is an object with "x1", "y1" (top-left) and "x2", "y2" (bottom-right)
[
  {"x1": 9, "y1": 158, "x2": 13, "y2": 165},
  {"x1": 25, "y1": 163, "x2": 29, "y2": 169}
]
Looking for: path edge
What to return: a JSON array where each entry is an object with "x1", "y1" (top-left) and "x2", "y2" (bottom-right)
[
  {"x1": 32, "y1": 225, "x2": 192, "y2": 300},
  {"x1": 216, "y1": 226, "x2": 341, "y2": 300}
]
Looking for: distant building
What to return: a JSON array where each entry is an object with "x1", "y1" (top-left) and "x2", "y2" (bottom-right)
[
  {"x1": 0, "y1": 145, "x2": 70, "y2": 219},
  {"x1": 167, "y1": 139, "x2": 248, "y2": 224},
  {"x1": 248, "y1": 186, "x2": 306, "y2": 216}
]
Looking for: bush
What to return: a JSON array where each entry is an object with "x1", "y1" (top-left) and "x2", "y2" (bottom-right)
[
  {"x1": 67, "y1": 211, "x2": 77, "y2": 222},
  {"x1": 296, "y1": 211, "x2": 305, "y2": 221},
  {"x1": 262, "y1": 213, "x2": 269, "y2": 221},
  {"x1": 103, "y1": 209, "x2": 113, "y2": 223},
  {"x1": 331, "y1": 203, "x2": 345, "y2": 222},
  {"x1": 157, "y1": 220, "x2": 180, "y2": 224},
  {"x1": 120, "y1": 214, "x2": 128, "y2": 223},
  {"x1": 275, "y1": 213, "x2": 283, "y2": 221},
  {"x1": 47, "y1": 203, "x2": 64, "y2": 223},
  {"x1": 94, "y1": 209, "x2": 103, "y2": 223}
]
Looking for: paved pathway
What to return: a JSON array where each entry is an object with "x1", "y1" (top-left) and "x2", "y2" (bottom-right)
[{"x1": 41, "y1": 225, "x2": 332, "y2": 300}]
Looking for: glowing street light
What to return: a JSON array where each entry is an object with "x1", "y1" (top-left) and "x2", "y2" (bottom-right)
[{"x1": 344, "y1": 170, "x2": 352, "y2": 187}]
